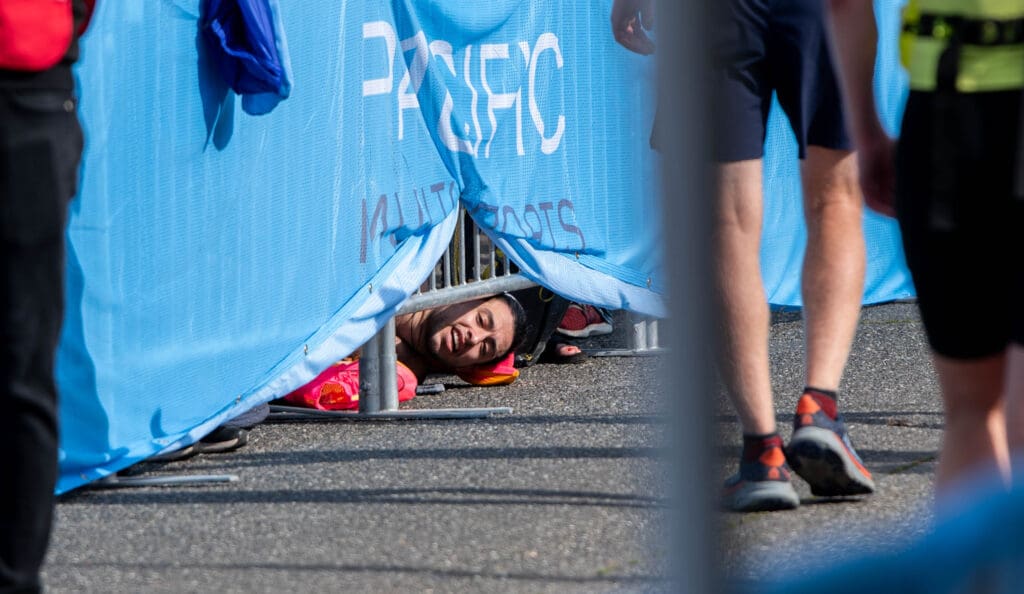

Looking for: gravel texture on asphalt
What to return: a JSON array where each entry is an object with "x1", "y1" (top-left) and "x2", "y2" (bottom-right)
[{"x1": 46, "y1": 303, "x2": 942, "y2": 592}]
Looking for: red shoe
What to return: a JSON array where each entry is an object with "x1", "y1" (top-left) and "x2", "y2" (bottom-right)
[{"x1": 556, "y1": 303, "x2": 613, "y2": 338}]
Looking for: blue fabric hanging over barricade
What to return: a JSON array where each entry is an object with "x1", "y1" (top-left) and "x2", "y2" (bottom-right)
[
  {"x1": 201, "y1": 0, "x2": 292, "y2": 115},
  {"x1": 759, "y1": 0, "x2": 914, "y2": 306},
  {"x1": 56, "y1": 0, "x2": 911, "y2": 493},
  {"x1": 56, "y1": 0, "x2": 664, "y2": 493}
]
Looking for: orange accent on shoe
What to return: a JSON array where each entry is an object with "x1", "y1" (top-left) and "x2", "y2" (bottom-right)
[
  {"x1": 801, "y1": 414, "x2": 814, "y2": 426},
  {"x1": 760, "y1": 446, "x2": 786, "y2": 468},
  {"x1": 767, "y1": 467, "x2": 780, "y2": 480},
  {"x1": 318, "y1": 381, "x2": 353, "y2": 408},
  {"x1": 840, "y1": 439, "x2": 873, "y2": 478},
  {"x1": 796, "y1": 395, "x2": 821, "y2": 415},
  {"x1": 805, "y1": 389, "x2": 839, "y2": 418}
]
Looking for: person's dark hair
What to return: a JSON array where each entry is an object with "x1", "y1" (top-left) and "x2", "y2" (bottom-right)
[
  {"x1": 497, "y1": 292, "x2": 530, "y2": 358},
  {"x1": 506, "y1": 287, "x2": 571, "y2": 368}
]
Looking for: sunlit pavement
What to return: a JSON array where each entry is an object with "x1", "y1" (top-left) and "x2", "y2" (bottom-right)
[{"x1": 46, "y1": 303, "x2": 938, "y2": 592}]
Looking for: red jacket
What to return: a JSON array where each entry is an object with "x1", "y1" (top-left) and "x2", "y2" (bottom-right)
[{"x1": 0, "y1": 0, "x2": 96, "y2": 72}]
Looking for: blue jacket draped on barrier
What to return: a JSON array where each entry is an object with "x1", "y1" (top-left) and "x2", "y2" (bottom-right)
[
  {"x1": 200, "y1": 0, "x2": 292, "y2": 115},
  {"x1": 57, "y1": 0, "x2": 912, "y2": 492}
]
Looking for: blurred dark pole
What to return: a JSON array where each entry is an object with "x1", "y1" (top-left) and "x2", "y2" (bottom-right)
[{"x1": 656, "y1": 2, "x2": 720, "y2": 593}]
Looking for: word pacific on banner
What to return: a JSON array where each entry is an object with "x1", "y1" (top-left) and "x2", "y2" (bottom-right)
[{"x1": 361, "y1": 21, "x2": 566, "y2": 158}]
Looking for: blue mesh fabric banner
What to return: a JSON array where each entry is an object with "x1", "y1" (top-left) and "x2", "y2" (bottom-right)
[
  {"x1": 56, "y1": 0, "x2": 662, "y2": 492},
  {"x1": 760, "y1": 0, "x2": 915, "y2": 306},
  {"x1": 56, "y1": 0, "x2": 911, "y2": 492}
]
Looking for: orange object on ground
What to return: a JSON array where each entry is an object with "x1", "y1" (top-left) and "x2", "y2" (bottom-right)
[{"x1": 455, "y1": 352, "x2": 519, "y2": 386}]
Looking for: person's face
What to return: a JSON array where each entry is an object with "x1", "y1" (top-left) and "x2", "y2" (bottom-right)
[{"x1": 424, "y1": 297, "x2": 515, "y2": 368}]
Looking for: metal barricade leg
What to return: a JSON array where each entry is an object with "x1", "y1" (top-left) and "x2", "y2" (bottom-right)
[
  {"x1": 358, "y1": 328, "x2": 383, "y2": 413},
  {"x1": 587, "y1": 312, "x2": 666, "y2": 358},
  {"x1": 378, "y1": 317, "x2": 399, "y2": 411},
  {"x1": 646, "y1": 318, "x2": 659, "y2": 351},
  {"x1": 89, "y1": 473, "x2": 239, "y2": 488},
  {"x1": 271, "y1": 281, "x2": 534, "y2": 421},
  {"x1": 631, "y1": 316, "x2": 647, "y2": 351}
]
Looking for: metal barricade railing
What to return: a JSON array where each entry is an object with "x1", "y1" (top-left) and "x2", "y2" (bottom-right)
[
  {"x1": 270, "y1": 210, "x2": 535, "y2": 421},
  {"x1": 270, "y1": 208, "x2": 663, "y2": 422},
  {"x1": 116, "y1": 210, "x2": 661, "y2": 486},
  {"x1": 355, "y1": 212, "x2": 535, "y2": 419}
]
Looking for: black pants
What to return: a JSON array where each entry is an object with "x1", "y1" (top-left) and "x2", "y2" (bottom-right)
[{"x1": 0, "y1": 87, "x2": 83, "y2": 593}]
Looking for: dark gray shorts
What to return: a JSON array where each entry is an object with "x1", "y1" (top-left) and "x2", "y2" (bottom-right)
[{"x1": 707, "y1": 0, "x2": 851, "y2": 162}]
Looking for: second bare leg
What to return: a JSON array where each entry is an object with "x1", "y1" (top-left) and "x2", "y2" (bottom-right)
[{"x1": 799, "y1": 147, "x2": 865, "y2": 391}]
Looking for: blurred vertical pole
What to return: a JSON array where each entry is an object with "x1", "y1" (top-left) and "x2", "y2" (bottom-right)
[{"x1": 656, "y1": 2, "x2": 720, "y2": 593}]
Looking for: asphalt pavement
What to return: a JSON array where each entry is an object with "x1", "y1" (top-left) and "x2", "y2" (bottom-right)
[
  {"x1": 720, "y1": 302, "x2": 940, "y2": 585},
  {"x1": 45, "y1": 303, "x2": 944, "y2": 593}
]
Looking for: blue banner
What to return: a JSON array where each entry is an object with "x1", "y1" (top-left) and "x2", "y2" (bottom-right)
[
  {"x1": 56, "y1": 0, "x2": 912, "y2": 492},
  {"x1": 56, "y1": 0, "x2": 663, "y2": 492}
]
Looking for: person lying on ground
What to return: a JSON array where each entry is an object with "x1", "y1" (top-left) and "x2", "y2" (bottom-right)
[
  {"x1": 281, "y1": 293, "x2": 529, "y2": 411},
  {"x1": 150, "y1": 294, "x2": 531, "y2": 460},
  {"x1": 394, "y1": 293, "x2": 528, "y2": 381}
]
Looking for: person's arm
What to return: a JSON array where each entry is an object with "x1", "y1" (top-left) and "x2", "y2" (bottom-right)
[
  {"x1": 826, "y1": 0, "x2": 897, "y2": 217},
  {"x1": 611, "y1": 0, "x2": 656, "y2": 55}
]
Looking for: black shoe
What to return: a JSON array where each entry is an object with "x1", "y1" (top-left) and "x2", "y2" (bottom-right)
[
  {"x1": 198, "y1": 426, "x2": 248, "y2": 453},
  {"x1": 149, "y1": 443, "x2": 200, "y2": 463},
  {"x1": 149, "y1": 426, "x2": 248, "y2": 462}
]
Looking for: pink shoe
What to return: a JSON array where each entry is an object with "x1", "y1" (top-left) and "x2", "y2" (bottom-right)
[{"x1": 283, "y1": 359, "x2": 418, "y2": 410}]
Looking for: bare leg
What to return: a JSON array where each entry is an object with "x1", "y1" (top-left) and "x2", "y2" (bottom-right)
[
  {"x1": 1002, "y1": 344, "x2": 1024, "y2": 467},
  {"x1": 799, "y1": 147, "x2": 865, "y2": 391},
  {"x1": 714, "y1": 159, "x2": 775, "y2": 435},
  {"x1": 933, "y1": 352, "x2": 1010, "y2": 494}
]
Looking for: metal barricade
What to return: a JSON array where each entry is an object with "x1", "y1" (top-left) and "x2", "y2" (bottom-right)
[
  {"x1": 356, "y1": 213, "x2": 535, "y2": 418},
  {"x1": 115, "y1": 211, "x2": 662, "y2": 486},
  {"x1": 587, "y1": 314, "x2": 663, "y2": 358},
  {"x1": 269, "y1": 211, "x2": 535, "y2": 421},
  {"x1": 270, "y1": 208, "x2": 662, "y2": 421}
]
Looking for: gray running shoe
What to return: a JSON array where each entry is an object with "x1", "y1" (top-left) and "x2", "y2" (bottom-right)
[{"x1": 722, "y1": 436, "x2": 800, "y2": 512}]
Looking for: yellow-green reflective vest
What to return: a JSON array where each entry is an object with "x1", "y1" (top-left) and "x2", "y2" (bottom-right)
[{"x1": 902, "y1": 0, "x2": 1024, "y2": 91}]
